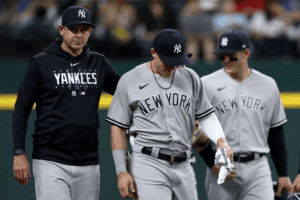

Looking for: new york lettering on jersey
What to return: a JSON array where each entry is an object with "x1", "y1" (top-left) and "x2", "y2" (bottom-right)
[
  {"x1": 138, "y1": 92, "x2": 192, "y2": 115},
  {"x1": 214, "y1": 95, "x2": 267, "y2": 115}
]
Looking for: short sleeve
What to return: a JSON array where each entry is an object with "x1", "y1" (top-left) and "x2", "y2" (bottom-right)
[
  {"x1": 270, "y1": 85, "x2": 287, "y2": 128},
  {"x1": 105, "y1": 76, "x2": 132, "y2": 129},
  {"x1": 195, "y1": 76, "x2": 214, "y2": 120}
]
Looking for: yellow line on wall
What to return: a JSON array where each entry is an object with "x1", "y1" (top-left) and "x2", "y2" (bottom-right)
[
  {"x1": 0, "y1": 92, "x2": 300, "y2": 110},
  {"x1": 0, "y1": 93, "x2": 113, "y2": 111},
  {"x1": 280, "y1": 92, "x2": 300, "y2": 109}
]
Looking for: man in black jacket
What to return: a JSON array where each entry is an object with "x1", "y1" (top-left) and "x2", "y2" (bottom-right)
[{"x1": 12, "y1": 6, "x2": 120, "y2": 200}]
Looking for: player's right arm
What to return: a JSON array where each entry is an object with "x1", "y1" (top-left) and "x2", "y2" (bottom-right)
[
  {"x1": 13, "y1": 59, "x2": 40, "y2": 185},
  {"x1": 111, "y1": 125, "x2": 136, "y2": 199}
]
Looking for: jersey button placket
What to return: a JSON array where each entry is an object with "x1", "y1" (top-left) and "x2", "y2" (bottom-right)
[
  {"x1": 163, "y1": 93, "x2": 174, "y2": 149},
  {"x1": 239, "y1": 83, "x2": 247, "y2": 152}
]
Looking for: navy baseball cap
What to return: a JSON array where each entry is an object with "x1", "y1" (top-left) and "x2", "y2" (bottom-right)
[
  {"x1": 213, "y1": 30, "x2": 250, "y2": 54},
  {"x1": 152, "y1": 29, "x2": 190, "y2": 66},
  {"x1": 62, "y1": 6, "x2": 95, "y2": 28}
]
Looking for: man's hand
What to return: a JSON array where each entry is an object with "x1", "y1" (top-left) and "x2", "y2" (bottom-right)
[
  {"x1": 276, "y1": 177, "x2": 292, "y2": 196},
  {"x1": 118, "y1": 172, "x2": 136, "y2": 199},
  {"x1": 13, "y1": 154, "x2": 31, "y2": 185},
  {"x1": 212, "y1": 164, "x2": 237, "y2": 182},
  {"x1": 215, "y1": 138, "x2": 234, "y2": 184},
  {"x1": 292, "y1": 174, "x2": 300, "y2": 193},
  {"x1": 216, "y1": 137, "x2": 233, "y2": 163}
]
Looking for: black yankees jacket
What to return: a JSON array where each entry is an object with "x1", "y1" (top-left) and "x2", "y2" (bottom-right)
[{"x1": 13, "y1": 38, "x2": 120, "y2": 165}]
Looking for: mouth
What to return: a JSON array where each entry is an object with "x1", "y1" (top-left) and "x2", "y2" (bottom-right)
[
  {"x1": 164, "y1": 66, "x2": 176, "y2": 72},
  {"x1": 73, "y1": 41, "x2": 83, "y2": 44}
]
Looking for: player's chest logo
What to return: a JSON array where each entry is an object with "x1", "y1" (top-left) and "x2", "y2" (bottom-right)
[
  {"x1": 137, "y1": 92, "x2": 192, "y2": 116},
  {"x1": 139, "y1": 83, "x2": 149, "y2": 90},
  {"x1": 52, "y1": 64, "x2": 98, "y2": 96},
  {"x1": 214, "y1": 95, "x2": 267, "y2": 115}
]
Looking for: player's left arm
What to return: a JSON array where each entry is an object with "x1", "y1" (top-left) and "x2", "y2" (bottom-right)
[
  {"x1": 268, "y1": 125, "x2": 292, "y2": 196},
  {"x1": 192, "y1": 120, "x2": 237, "y2": 182},
  {"x1": 194, "y1": 75, "x2": 233, "y2": 161},
  {"x1": 292, "y1": 154, "x2": 300, "y2": 193},
  {"x1": 198, "y1": 112, "x2": 235, "y2": 184},
  {"x1": 192, "y1": 120, "x2": 209, "y2": 152},
  {"x1": 194, "y1": 73, "x2": 233, "y2": 184},
  {"x1": 198, "y1": 113, "x2": 233, "y2": 162},
  {"x1": 269, "y1": 83, "x2": 291, "y2": 195}
]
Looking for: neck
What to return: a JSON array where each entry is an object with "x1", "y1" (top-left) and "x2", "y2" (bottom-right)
[{"x1": 61, "y1": 42, "x2": 83, "y2": 57}]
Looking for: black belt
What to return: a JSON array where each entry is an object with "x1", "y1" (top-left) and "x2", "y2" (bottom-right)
[
  {"x1": 233, "y1": 152, "x2": 266, "y2": 163},
  {"x1": 141, "y1": 147, "x2": 194, "y2": 164}
]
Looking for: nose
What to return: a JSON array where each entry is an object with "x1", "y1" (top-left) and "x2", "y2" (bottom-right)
[
  {"x1": 75, "y1": 30, "x2": 83, "y2": 37},
  {"x1": 221, "y1": 55, "x2": 232, "y2": 62},
  {"x1": 165, "y1": 64, "x2": 176, "y2": 68}
]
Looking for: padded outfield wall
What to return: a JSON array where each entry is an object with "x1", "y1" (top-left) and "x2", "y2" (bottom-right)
[{"x1": 0, "y1": 58, "x2": 300, "y2": 199}]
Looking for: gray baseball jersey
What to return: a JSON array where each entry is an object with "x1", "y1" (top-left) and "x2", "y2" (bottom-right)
[
  {"x1": 106, "y1": 63, "x2": 214, "y2": 152},
  {"x1": 202, "y1": 68, "x2": 286, "y2": 200},
  {"x1": 201, "y1": 68, "x2": 287, "y2": 153}
]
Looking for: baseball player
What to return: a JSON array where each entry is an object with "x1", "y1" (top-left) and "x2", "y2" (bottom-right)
[
  {"x1": 12, "y1": 6, "x2": 120, "y2": 200},
  {"x1": 201, "y1": 30, "x2": 292, "y2": 200},
  {"x1": 105, "y1": 28, "x2": 234, "y2": 200}
]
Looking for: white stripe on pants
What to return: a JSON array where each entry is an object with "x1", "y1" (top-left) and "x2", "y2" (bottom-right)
[{"x1": 33, "y1": 159, "x2": 100, "y2": 200}]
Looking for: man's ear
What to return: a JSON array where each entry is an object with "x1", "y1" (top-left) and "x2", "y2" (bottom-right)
[
  {"x1": 245, "y1": 49, "x2": 251, "y2": 58},
  {"x1": 59, "y1": 25, "x2": 64, "y2": 36},
  {"x1": 151, "y1": 48, "x2": 156, "y2": 58}
]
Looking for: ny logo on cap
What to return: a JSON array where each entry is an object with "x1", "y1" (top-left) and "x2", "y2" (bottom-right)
[
  {"x1": 174, "y1": 44, "x2": 181, "y2": 54},
  {"x1": 221, "y1": 37, "x2": 228, "y2": 47},
  {"x1": 78, "y1": 9, "x2": 86, "y2": 18}
]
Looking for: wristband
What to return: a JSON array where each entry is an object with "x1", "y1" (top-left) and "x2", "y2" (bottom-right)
[
  {"x1": 112, "y1": 149, "x2": 127, "y2": 176},
  {"x1": 14, "y1": 149, "x2": 25, "y2": 155}
]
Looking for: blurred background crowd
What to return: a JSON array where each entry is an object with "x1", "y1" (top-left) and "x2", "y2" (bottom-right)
[{"x1": 1, "y1": 0, "x2": 300, "y2": 64}]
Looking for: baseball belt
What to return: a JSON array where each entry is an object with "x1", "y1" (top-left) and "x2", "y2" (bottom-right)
[
  {"x1": 233, "y1": 152, "x2": 266, "y2": 163},
  {"x1": 141, "y1": 147, "x2": 194, "y2": 164}
]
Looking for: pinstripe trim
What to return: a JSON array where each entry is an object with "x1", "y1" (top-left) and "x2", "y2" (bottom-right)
[
  {"x1": 196, "y1": 108, "x2": 215, "y2": 119},
  {"x1": 105, "y1": 117, "x2": 130, "y2": 129},
  {"x1": 270, "y1": 118, "x2": 287, "y2": 128}
]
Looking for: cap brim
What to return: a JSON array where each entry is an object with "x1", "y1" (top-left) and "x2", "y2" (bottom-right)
[
  {"x1": 213, "y1": 48, "x2": 241, "y2": 54},
  {"x1": 64, "y1": 21, "x2": 95, "y2": 28},
  {"x1": 158, "y1": 52, "x2": 190, "y2": 66}
]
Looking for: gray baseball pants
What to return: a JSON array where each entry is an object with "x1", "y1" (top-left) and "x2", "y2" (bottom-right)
[
  {"x1": 32, "y1": 159, "x2": 100, "y2": 200},
  {"x1": 130, "y1": 146, "x2": 198, "y2": 200},
  {"x1": 205, "y1": 156, "x2": 274, "y2": 200}
]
